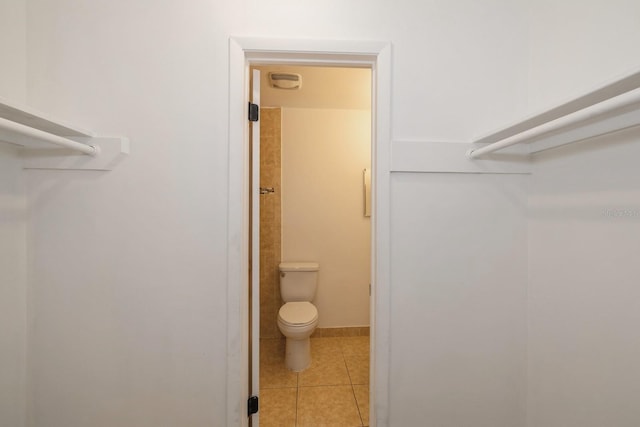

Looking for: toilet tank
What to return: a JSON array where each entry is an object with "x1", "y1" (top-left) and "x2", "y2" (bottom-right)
[{"x1": 279, "y1": 262, "x2": 319, "y2": 302}]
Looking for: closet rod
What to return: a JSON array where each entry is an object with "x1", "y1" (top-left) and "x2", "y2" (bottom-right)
[
  {"x1": 467, "y1": 89, "x2": 640, "y2": 159},
  {"x1": 467, "y1": 68, "x2": 640, "y2": 159},
  {"x1": 0, "y1": 116, "x2": 98, "y2": 155}
]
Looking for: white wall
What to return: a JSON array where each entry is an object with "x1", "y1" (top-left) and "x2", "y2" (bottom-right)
[
  {"x1": 0, "y1": 1, "x2": 28, "y2": 425},
  {"x1": 528, "y1": 131, "x2": 640, "y2": 427},
  {"x1": 0, "y1": 0, "x2": 26, "y2": 103},
  {"x1": 20, "y1": 0, "x2": 530, "y2": 425},
  {"x1": 13, "y1": 0, "x2": 640, "y2": 425},
  {"x1": 390, "y1": 173, "x2": 528, "y2": 426},
  {"x1": 0, "y1": 144, "x2": 27, "y2": 427},
  {"x1": 527, "y1": 0, "x2": 640, "y2": 111},
  {"x1": 25, "y1": 1, "x2": 229, "y2": 425},
  {"x1": 527, "y1": 2, "x2": 640, "y2": 425},
  {"x1": 281, "y1": 108, "x2": 371, "y2": 328}
]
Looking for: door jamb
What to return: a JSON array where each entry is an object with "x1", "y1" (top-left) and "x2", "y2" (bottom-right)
[{"x1": 227, "y1": 37, "x2": 392, "y2": 427}]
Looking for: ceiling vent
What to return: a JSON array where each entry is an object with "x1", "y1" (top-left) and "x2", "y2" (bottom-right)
[{"x1": 268, "y1": 72, "x2": 302, "y2": 90}]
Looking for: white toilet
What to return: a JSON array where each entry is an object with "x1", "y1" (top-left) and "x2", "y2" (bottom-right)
[{"x1": 277, "y1": 262, "x2": 319, "y2": 372}]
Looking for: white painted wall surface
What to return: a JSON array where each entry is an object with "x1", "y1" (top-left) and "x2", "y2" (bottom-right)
[
  {"x1": 0, "y1": 144, "x2": 27, "y2": 427},
  {"x1": 281, "y1": 108, "x2": 371, "y2": 328},
  {"x1": 27, "y1": 167, "x2": 227, "y2": 427},
  {"x1": 390, "y1": 173, "x2": 528, "y2": 427},
  {"x1": 10, "y1": 0, "x2": 640, "y2": 424},
  {"x1": 0, "y1": 3, "x2": 28, "y2": 423},
  {"x1": 527, "y1": 0, "x2": 640, "y2": 112},
  {"x1": 0, "y1": 0, "x2": 26, "y2": 102},
  {"x1": 528, "y1": 130, "x2": 640, "y2": 427},
  {"x1": 25, "y1": 2, "x2": 229, "y2": 425},
  {"x1": 20, "y1": 0, "x2": 530, "y2": 425},
  {"x1": 527, "y1": 2, "x2": 640, "y2": 425}
]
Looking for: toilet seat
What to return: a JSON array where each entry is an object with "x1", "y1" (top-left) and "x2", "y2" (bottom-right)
[{"x1": 278, "y1": 302, "x2": 318, "y2": 327}]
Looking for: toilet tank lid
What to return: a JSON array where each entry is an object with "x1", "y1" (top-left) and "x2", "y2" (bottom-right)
[{"x1": 279, "y1": 262, "x2": 319, "y2": 272}]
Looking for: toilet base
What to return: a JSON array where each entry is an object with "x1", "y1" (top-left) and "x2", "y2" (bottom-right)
[{"x1": 284, "y1": 337, "x2": 311, "y2": 372}]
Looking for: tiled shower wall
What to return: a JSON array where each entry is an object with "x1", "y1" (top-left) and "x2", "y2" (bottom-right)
[{"x1": 260, "y1": 108, "x2": 282, "y2": 339}]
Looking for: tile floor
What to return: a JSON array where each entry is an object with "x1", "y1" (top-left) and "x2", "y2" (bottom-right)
[{"x1": 260, "y1": 336, "x2": 370, "y2": 427}]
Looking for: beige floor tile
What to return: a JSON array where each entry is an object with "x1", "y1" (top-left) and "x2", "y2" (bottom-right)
[
  {"x1": 340, "y1": 337, "x2": 370, "y2": 356},
  {"x1": 260, "y1": 357, "x2": 298, "y2": 389},
  {"x1": 344, "y1": 353, "x2": 369, "y2": 385},
  {"x1": 297, "y1": 385, "x2": 362, "y2": 426},
  {"x1": 352, "y1": 385, "x2": 369, "y2": 426},
  {"x1": 259, "y1": 388, "x2": 297, "y2": 427},
  {"x1": 299, "y1": 352, "x2": 351, "y2": 386},
  {"x1": 310, "y1": 337, "x2": 343, "y2": 356}
]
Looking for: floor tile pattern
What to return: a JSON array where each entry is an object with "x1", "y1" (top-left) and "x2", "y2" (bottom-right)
[{"x1": 260, "y1": 336, "x2": 370, "y2": 426}]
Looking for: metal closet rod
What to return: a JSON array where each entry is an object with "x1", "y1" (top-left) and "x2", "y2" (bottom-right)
[
  {"x1": 0, "y1": 116, "x2": 99, "y2": 156},
  {"x1": 467, "y1": 68, "x2": 640, "y2": 159}
]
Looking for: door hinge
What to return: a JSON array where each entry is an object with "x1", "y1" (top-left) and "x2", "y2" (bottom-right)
[
  {"x1": 248, "y1": 102, "x2": 259, "y2": 122},
  {"x1": 247, "y1": 395, "x2": 259, "y2": 417}
]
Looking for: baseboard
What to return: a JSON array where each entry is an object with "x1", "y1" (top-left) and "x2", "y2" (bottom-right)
[{"x1": 311, "y1": 327, "x2": 370, "y2": 338}]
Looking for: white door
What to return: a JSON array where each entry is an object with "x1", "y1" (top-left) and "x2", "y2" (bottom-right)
[{"x1": 249, "y1": 68, "x2": 261, "y2": 426}]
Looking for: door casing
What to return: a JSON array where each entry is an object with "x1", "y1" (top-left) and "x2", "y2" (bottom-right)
[{"x1": 227, "y1": 37, "x2": 392, "y2": 427}]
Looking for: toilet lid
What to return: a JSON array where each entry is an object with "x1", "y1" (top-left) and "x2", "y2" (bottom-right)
[{"x1": 279, "y1": 302, "x2": 318, "y2": 326}]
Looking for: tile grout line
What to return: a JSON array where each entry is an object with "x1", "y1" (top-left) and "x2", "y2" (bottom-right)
[
  {"x1": 351, "y1": 382, "x2": 365, "y2": 427},
  {"x1": 346, "y1": 351, "x2": 365, "y2": 427},
  {"x1": 342, "y1": 339, "x2": 365, "y2": 427},
  {"x1": 262, "y1": 337, "x2": 369, "y2": 426}
]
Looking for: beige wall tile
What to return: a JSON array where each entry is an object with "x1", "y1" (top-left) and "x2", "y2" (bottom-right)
[
  {"x1": 312, "y1": 327, "x2": 370, "y2": 338},
  {"x1": 259, "y1": 108, "x2": 282, "y2": 340},
  {"x1": 260, "y1": 338, "x2": 286, "y2": 363}
]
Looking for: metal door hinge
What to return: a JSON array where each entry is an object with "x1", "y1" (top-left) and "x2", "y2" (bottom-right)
[
  {"x1": 248, "y1": 395, "x2": 259, "y2": 417},
  {"x1": 248, "y1": 103, "x2": 259, "y2": 122}
]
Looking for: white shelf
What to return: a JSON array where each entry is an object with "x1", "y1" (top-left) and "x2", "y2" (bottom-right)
[
  {"x1": 467, "y1": 68, "x2": 640, "y2": 159},
  {"x1": 0, "y1": 97, "x2": 128, "y2": 170},
  {"x1": 0, "y1": 96, "x2": 94, "y2": 138}
]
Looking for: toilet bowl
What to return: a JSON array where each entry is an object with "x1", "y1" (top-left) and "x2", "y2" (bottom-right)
[
  {"x1": 277, "y1": 301, "x2": 318, "y2": 371},
  {"x1": 276, "y1": 262, "x2": 320, "y2": 372}
]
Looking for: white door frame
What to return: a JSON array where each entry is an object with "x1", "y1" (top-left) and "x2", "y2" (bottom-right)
[{"x1": 227, "y1": 37, "x2": 392, "y2": 427}]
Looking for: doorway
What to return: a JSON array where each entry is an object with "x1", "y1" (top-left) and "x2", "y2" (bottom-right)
[
  {"x1": 253, "y1": 65, "x2": 372, "y2": 426},
  {"x1": 226, "y1": 37, "x2": 392, "y2": 427}
]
